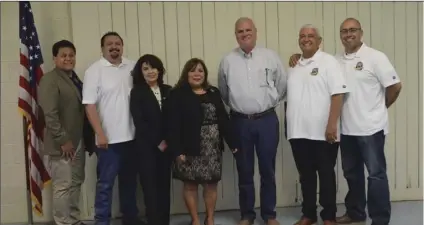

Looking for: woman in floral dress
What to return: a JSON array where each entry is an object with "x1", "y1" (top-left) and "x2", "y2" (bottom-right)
[{"x1": 167, "y1": 58, "x2": 238, "y2": 225}]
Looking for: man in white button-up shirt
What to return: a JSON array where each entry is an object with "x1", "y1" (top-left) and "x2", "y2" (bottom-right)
[
  {"x1": 288, "y1": 18, "x2": 402, "y2": 225},
  {"x1": 286, "y1": 24, "x2": 348, "y2": 225},
  {"x1": 83, "y1": 32, "x2": 141, "y2": 225},
  {"x1": 218, "y1": 17, "x2": 287, "y2": 225}
]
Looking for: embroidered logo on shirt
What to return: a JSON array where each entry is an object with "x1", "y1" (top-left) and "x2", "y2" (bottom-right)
[
  {"x1": 355, "y1": 62, "x2": 363, "y2": 71},
  {"x1": 392, "y1": 76, "x2": 396, "y2": 80},
  {"x1": 310, "y1": 68, "x2": 318, "y2": 76},
  {"x1": 343, "y1": 85, "x2": 346, "y2": 88}
]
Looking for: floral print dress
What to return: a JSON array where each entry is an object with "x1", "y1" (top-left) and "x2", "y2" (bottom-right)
[{"x1": 172, "y1": 93, "x2": 223, "y2": 183}]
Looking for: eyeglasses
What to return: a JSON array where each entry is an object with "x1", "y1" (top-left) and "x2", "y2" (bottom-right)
[{"x1": 340, "y1": 28, "x2": 361, "y2": 34}]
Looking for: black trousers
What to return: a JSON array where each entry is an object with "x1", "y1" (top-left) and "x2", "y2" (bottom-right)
[
  {"x1": 289, "y1": 139, "x2": 339, "y2": 221},
  {"x1": 138, "y1": 145, "x2": 172, "y2": 225}
]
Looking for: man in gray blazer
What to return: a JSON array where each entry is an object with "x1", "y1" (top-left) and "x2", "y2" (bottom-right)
[{"x1": 39, "y1": 40, "x2": 94, "y2": 225}]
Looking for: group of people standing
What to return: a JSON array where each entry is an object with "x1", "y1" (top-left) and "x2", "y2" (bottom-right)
[{"x1": 38, "y1": 15, "x2": 401, "y2": 225}]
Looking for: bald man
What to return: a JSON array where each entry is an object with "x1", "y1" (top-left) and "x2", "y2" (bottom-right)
[
  {"x1": 288, "y1": 18, "x2": 402, "y2": 225},
  {"x1": 218, "y1": 17, "x2": 287, "y2": 225}
]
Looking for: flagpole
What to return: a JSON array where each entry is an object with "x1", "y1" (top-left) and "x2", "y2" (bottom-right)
[{"x1": 23, "y1": 117, "x2": 34, "y2": 225}]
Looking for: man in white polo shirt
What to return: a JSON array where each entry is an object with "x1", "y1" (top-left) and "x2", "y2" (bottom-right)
[
  {"x1": 288, "y1": 18, "x2": 402, "y2": 225},
  {"x1": 286, "y1": 24, "x2": 348, "y2": 225},
  {"x1": 82, "y1": 32, "x2": 141, "y2": 225},
  {"x1": 335, "y1": 18, "x2": 401, "y2": 225}
]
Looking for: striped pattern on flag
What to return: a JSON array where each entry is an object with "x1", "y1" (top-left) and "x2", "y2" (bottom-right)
[{"x1": 18, "y1": 1, "x2": 51, "y2": 216}]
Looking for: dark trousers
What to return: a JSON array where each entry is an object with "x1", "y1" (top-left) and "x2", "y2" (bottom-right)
[
  {"x1": 94, "y1": 141, "x2": 139, "y2": 225},
  {"x1": 340, "y1": 130, "x2": 391, "y2": 225},
  {"x1": 138, "y1": 145, "x2": 172, "y2": 225},
  {"x1": 232, "y1": 111, "x2": 279, "y2": 222},
  {"x1": 289, "y1": 139, "x2": 339, "y2": 221}
]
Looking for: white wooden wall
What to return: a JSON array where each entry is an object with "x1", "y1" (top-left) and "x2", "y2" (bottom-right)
[
  {"x1": 68, "y1": 2, "x2": 423, "y2": 218},
  {"x1": 0, "y1": 1, "x2": 422, "y2": 224}
]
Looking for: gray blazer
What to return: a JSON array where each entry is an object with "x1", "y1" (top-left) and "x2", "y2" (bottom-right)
[{"x1": 38, "y1": 68, "x2": 85, "y2": 156}]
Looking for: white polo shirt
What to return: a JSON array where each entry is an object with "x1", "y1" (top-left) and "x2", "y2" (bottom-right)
[
  {"x1": 286, "y1": 50, "x2": 349, "y2": 141},
  {"x1": 82, "y1": 57, "x2": 136, "y2": 144},
  {"x1": 336, "y1": 44, "x2": 401, "y2": 136}
]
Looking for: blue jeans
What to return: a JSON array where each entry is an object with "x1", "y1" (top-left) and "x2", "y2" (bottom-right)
[
  {"x1": 232, "y1": 111, "x2": 279, "y2": 222},
  {"x1": 94, "y1": 141, "x2": 138, "y2": 225},
  {"x1": 340, "y1": 130, "x2": 391, "y2": 225}
]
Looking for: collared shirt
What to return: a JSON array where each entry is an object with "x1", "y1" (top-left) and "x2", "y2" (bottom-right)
[
  {"x1": 218, "y1": 47, "x2": 288, "y2": 114},
  {"x1": 151, "y1": 86, "x2": 162, "y2": 109},
  {"x1": 286, "y1": 49, "x2": 349, "y2": 141},
  {"x1": 336, "y1": 43, "x2": 401, "y2": 136},
  {"x1": 82, "y1": 57, "x2": 136, "y2": 144}
]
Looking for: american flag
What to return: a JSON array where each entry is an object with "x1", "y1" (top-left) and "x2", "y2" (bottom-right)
[{"x1": 18, "y1": 1, "x2": 51, "y2": 216}]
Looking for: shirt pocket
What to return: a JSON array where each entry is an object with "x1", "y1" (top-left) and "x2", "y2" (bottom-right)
[{"x1": 257, "y1": 65, "x2": 277, "y2": 88}]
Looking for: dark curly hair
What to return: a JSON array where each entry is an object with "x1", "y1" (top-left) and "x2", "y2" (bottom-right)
[
  {"x1": 174, "y1": 58, "x2": 210, "y2": 89},
  {"x1": 131, "y1": 54, "x2": 166, "y2": 86}
]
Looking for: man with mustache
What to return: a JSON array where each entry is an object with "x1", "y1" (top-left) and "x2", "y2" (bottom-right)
[
  {"x1": 82, "y1": 32, "x2": 142, "y2": 225},
  {"x1": 218, "y1": 17, "x2": 287, "y2": 225},
  {"x1": 288, "y1": 18, "x2": 402, "y2": 225},
  {"x1": 286, "y1": 24, "x2": 348, "y2": 225}
]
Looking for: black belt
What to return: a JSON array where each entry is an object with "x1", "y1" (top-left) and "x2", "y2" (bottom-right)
[{"x1": 230, "y1": 108, "x2": 275, "y2": 120}]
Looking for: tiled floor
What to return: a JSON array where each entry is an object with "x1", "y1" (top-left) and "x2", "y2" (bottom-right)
[{"x1": 8, "y1": 201, "x2": 423, "y2": 225}]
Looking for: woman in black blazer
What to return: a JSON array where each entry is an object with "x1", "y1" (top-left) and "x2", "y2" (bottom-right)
[
  {"x1": 129, "y1": 54, "x2": 172, "y2": 225},
  {"x1": 167, "y1": 58, "x2": 238, "y2": 225}
]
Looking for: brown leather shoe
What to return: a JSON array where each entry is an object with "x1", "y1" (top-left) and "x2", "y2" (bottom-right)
[
  {"x1": 336, "y1": 214, "x2": 366, "y2": 224},
  {"x1": 323, "y1": 220, "x2": 337, "y2": 225},
  {"x1": 238, "y1": 219, "x2": 253, "y2": 225},
  {"x1": 267, "y1": 218, "x2": 280, "y2": 225},
  {"x1": 293, "y1": 217, "x2": 317, "y2": 225}
]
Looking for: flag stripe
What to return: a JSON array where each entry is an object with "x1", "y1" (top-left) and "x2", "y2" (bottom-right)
[{"x1": 18, "y1": 1, "x2": 51, "y2": 216}]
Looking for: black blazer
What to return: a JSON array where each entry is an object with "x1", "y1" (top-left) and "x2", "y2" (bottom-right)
[
  {"x1": 167, "y1": 85, "x2": 236, "y2": 158},
  {"x1": 130, "y1": 83, "x2": 172, "y2": 149}
]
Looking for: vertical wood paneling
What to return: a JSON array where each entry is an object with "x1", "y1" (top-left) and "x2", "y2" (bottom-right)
[
  {"x1": 189, "y1": 3, "x2": 204, "y2": 60},
  {"x1": 419, "y1": 4, "x2": 423, "y2": 190},
  {"x1": 314, "y1": 2, "x2": 324, "y2": 43},
  {"x1": 346, "y1": 2, "x2": 359, "y2": 18},
  {"x1": 277, "y1": 2, "x2": 299, "y2": 206},
  {"x1": 381, "y1": 2, "x2": 396, "y2": 192},
  {"x1": 201, "y1": 2, "x2": 217, "y2": 81},
  {"x1": 357, "y1": 3, "x2": 371, "y2": 45},
  {"x1": 162, "y1": 3, "x2": 179, "y2": 209},
  {"x1": 240, "y1": 2, "x2": 254, "y2": 18},
  {"x1": 69, "y1": 3, "x2": 101, "y2": 218},
  {"x1": 253, "y1": 2, "x2": 266, "y2": 48},
  {"x1": 67, "y1": 2, "x2": 423, "y2": 218},
  {"x1": 111, "y1": 2, "x2": 126, "y2": 36},
  {"x1": 70, "y1": 2, "x2": 100, "y2": 75},
  {"x1": 213, "y1": 2, "x2": 241, "y2": 211},
  {"x1": 137, "y1": 2, "x2": 153, "y2": 54},
  {"x1": 163, "y1": 2, "x2": 179, "y2": 87},
  {"x1": 176, "y1": 2, "x2": 191, "y2": 71},
  {"x1": 394, "y1": 2, "x2": 408, "y2": 191},
  {"x1": 111, "y1": 2, "x2": 126, "y2": 57},
  {"x1": 405, "y1": 2, "x2": 420, "y2": 189},
  {"x1": 124, "y1": 2, "x2": 140, "y2": 61},
  {"x1": 150, "y1": 2, "x2": 166, "y2": 65},
  {"x1": 331, "y1": 2, "x2": 349, "y2": 202},
  {"x1": 322, "y1": 3, "x2": 336, "y2": 54},
  {"x1": 98, "y1": 3, "x2": 112, "y2": 35},
  {"x1": 333, "y1": 2, "x2": 347, "y2": 54}
]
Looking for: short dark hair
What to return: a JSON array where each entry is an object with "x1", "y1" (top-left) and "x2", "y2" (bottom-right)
[
  {"x1": 52, "y1": 40, "x2": 75, "y2": 57},
  {"x1": 175, "y1": 58, "x2": 210, "y2": 89},
  {"x1": 132, "y1": 54, "x2": 166, "y2": 86},
  {"x1": 100, "y1": 31, "x2": 124, "y2": 47}
]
